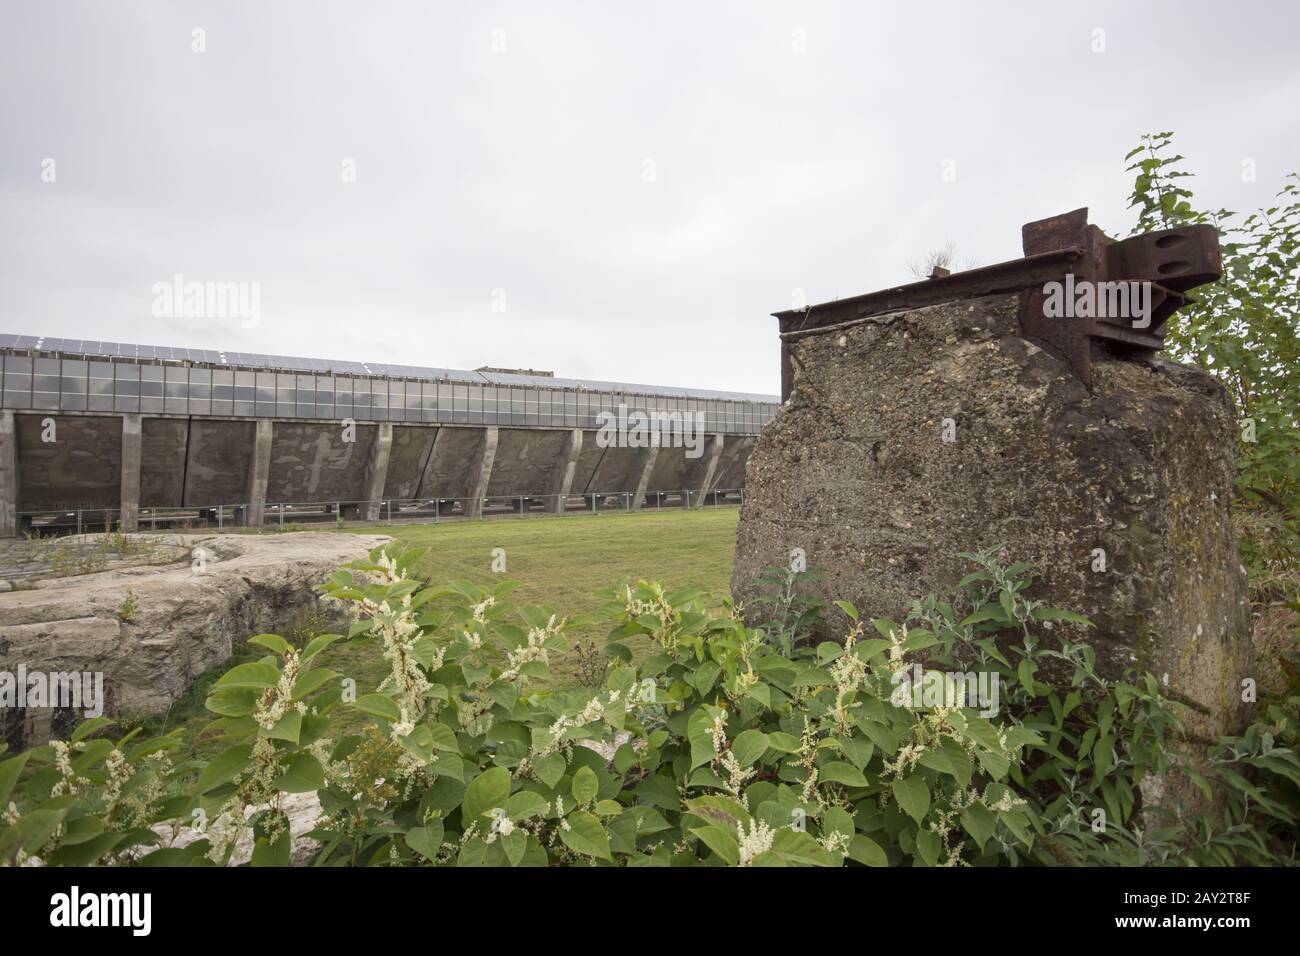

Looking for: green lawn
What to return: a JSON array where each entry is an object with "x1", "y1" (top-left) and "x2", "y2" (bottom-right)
[{"x1": 144, "y1": 507, "x2": 742, "y2": 751}]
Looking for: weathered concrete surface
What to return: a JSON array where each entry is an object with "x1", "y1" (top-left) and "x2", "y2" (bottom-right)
[
  {"x1": 265, "y1": 421, "x2": 367, "y2": 504},
  {"x1": 488, "y1": 428, "x2": 571, "y2": 497},
  {"x1": 546, "y1": 429, "x2": 583, "y2": 513},
  {"x1": 184, "y1": 420, "x2": 254, "y2": 506},
  {"x1": 0, "y1": 532, "x2": 389, "y2": 748},
  {"x1": 140, "y1": 418, "x2": 188, "y2": 508},
  {"x1": 417, "y1": 426, "x2": 485, "y2": 500},
  {"x1": 711, "y1": 435, "x2": 756, "y2": 490},
  {"x1": 0, "y1": 411, "x2": 16, "y2": 537},
  {"x1": 7, "y1": 413, "x2": 760, "y2": 528},
  {"x1": 16, "y1": 415, "x2": 121, "y2": 511},
  {"x1": 585, "y1": 442, "x2": 643, "y2": 495},
  {"x1": 732, "y1": 293, "x2": 1253, "y2": 746},
  {"x1": 570, "y1": 430, "x2": 606, "y2": 494},
  {"x1": 383, "y1": 425, "x2": 438, "y2": 500}
]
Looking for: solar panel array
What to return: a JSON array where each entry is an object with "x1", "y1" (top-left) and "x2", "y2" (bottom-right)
[{"x1": 0, "y1": 333, "x2": 779, "y2": 403}]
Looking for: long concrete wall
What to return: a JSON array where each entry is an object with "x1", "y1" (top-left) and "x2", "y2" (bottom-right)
[{"x1": 2, "y1": 413, "x2": 759, "y2": 532}]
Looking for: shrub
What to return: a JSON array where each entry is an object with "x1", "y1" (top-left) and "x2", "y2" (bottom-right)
[{"x1": 1, "y1": 543, "x2": 1296, "y2": 866}]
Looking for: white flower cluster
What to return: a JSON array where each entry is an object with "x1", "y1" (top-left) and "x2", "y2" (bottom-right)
[
  {"x1": 360, "y1": 594, "x2": 434, "y2": 756},
  {"x1": 49, "y1": 739, "x2": 88, "y2": 797},
  {"x1": 472, "y1": 595, "x2": 496, "y2": 623},
  {"x1": 623, "y1": 583, "x2": 680, "y2": 647},
  {"x1": 374, "y1": 550, "x2": 406, "y2": 583},
  {"x1": 710, "y1": 710, "x2": 728, "y2": 757},
  {"x1": 254, "y1": 650, "x2": 305, "y2": 732},
  {"x1": 500, "y1": 614, "x2": 564, "y2": 682},
  {"x1": 736, "y1": 818, "x2": 775, "y2": 866},
  {"x1": 206, "y1": 736, "x2": 283, "y2": 864},
  {"x1": 719, "y1": 750, "x2": 755, "y2": 804},
  {"x1": 818, "y1": 829, "x2": 850, "y2": 855},
  {"x1": 985, "y1": 788, "x2": 1027, "y2": 814}
]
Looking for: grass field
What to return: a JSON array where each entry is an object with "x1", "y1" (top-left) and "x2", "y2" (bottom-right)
[{"x1": 143, "y1": 508, "x2": 743, "y2": 750}]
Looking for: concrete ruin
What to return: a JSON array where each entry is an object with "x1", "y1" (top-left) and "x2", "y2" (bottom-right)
[{"x1": 733, "y1": 210, "x2": 1253, "y2": 747}]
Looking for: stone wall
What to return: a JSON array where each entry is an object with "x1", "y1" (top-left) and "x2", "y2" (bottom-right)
[
  {"x1": 732, "y1": 293, "x2": 1253, "y2": 744},
  {"x1": 0, "y1": 532, "x2": 389, "y2": 749}
]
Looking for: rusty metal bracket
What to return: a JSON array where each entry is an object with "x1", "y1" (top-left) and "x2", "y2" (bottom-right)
[{"x1": 772, "y1": 209, "x2": 1221, "y2": 398}]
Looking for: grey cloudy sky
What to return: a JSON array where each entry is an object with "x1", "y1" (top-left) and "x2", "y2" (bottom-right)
[{"x1": 1, "y1": 0, "x2": 1296, "y2": 396}]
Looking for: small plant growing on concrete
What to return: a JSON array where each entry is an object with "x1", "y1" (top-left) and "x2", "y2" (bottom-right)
[{"x1": 116, "y1": 590, "x2": 139, "y2": 623}]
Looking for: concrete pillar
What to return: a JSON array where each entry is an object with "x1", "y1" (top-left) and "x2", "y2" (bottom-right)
[
  {"x1": 547, "y1": 428, "x2": 583, "y2": 514},
  {"x1": 630, "y1": 445, "x2": 659, "y2": 511},
  {"x1": 688, "y1": 434, "x2": 724, "y2": 509},
  {"x1": 466, "y1": 426, "x2": 499, "y2": 518},
  {"x1": 362, "y1": 422, "x2": 393, "y2": 522},
  {"x1": 120, "y1": 414, "x2": 142, "y2": 532},
  {"x1": 0, "y1": 410, "x2": 16, "y2": 537},
  {"x1": 242, "y1": 419, "x2": 273, "y2": 528}
]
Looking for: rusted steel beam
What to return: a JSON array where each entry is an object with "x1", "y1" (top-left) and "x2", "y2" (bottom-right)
[{"x1": 772, "y1": 208, "x2": 1221, "y2": 399}]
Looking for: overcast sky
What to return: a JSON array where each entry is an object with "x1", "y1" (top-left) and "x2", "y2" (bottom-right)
[{"x1": 1, "y1": 1, "x2": 1295, "y2": 396}]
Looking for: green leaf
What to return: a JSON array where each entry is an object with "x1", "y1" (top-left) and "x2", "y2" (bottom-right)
[
  {"x1": 214, "y1": 661, "x2": 281, "y2": 689},
  {"x1": 918, "y1": 742, "x2": 972, "y2": 789},
  {"x1": 248, "y1": 633, "x2": 293, "y2": 655},
  {"x1": 251, "y1": 833, "x2": 290, "y2": 867},
  {"x1": 559, "y1": 811, "x2": 611, "y2": 861},
  {"x1": 571, "y1": 766, "x2": 598, "y2": 807},
  {"x1": 533, "y1": 752, "x2": 566, "y2": 789},
  {"x1": 353, "y1": 693, "x2": 401, "y2": 722},
  {"x1": 848, "y1": 834, "x2": 887, "y2": 866},
  {"x1": 405, "y1": 821, "x2": 445, "y2": 862},
  {"x1": 834, "y1": 600, "x2": 859, "y2": 621},
  {"x1": 277, "y1": 753, "x2": 325, "y2": 793},
  {"x1": 505, "y1": 790, "x2": 550, "y2": 820},
  {"x1": 731, "y1": 730, "x2": 770, "y2": 767},
  {"x1": 70, "y1": 717, "x2": 116, "y2": 743},
  {"x1": 265, "y1": 710, "x2": 302, "y2": 744},
  {"x1": 960, "y1": 803, "x2": 996, "y2": 850},
  {"x1": 195, "y1": 743, "x2": 253, "y2": 794},
  {"x1": 891, "y1": 775, "x2": 930, "y2": 825},
  {"x1": 500, "y1": 828, "x2": 528, "y2": 866},
  {"x1": 461, "y1": 766, "x2": 511, "y2": 827},
  {"x1": 766, "y1": 731, "x2": 802, "y2": 753},
  {"x1": 691, "y1": 825, "x2": 740, "y2": 865},
  {"x1": 300, "y1": 632, "x2": 343, "y2": 664},
  {"x1": 0, "y1": 752, "x2": 31, "y2": 807},
  {"x1": 915, "y1": 828, "x2": 941, "y2": 866},
  {"x1": 820, "y1": 761, "x2": 869, "y2": 788}
]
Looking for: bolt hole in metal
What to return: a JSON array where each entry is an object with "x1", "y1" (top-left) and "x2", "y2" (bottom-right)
[{"x1": 1154, "y1": 234, "x2": 1186, "y2": 248}]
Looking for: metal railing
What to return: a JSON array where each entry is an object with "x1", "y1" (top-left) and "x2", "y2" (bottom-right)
[{"x1": 11, "y1": 488, "x2": 747, "y2": 536}]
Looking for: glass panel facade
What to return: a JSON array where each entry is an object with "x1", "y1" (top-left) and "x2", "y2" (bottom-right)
[{"x1": 0, "y1": 354, "x2": 779, "y2": 434}]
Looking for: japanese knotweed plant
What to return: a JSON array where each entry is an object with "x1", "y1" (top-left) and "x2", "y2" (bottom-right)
[{"x1": 1, "y1": 542, "x2": 1296, "y2": 866}]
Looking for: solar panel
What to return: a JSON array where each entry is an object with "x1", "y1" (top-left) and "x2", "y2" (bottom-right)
[{"x1": 0, "y1": 332, "x2": 780, "y2": 403}]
